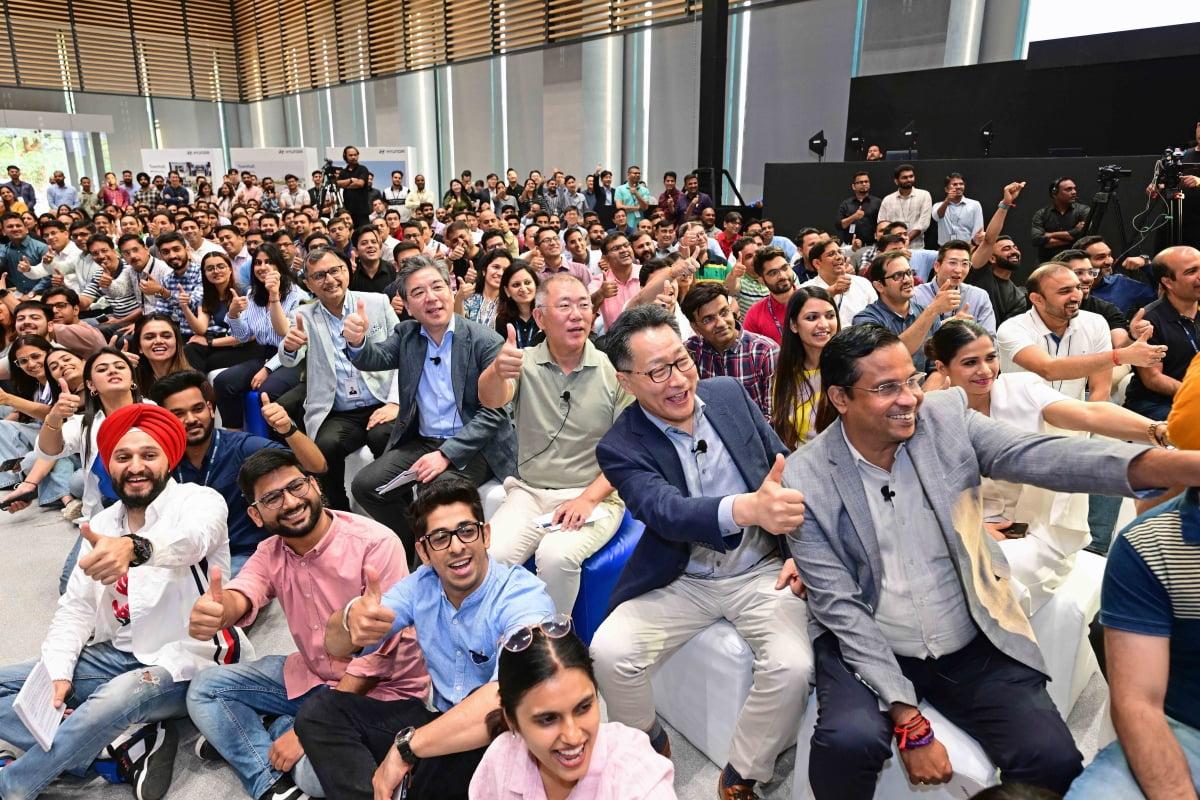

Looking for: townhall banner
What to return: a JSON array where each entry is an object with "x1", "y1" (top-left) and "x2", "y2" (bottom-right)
[
  {"x1": 140, "y1": 148, "x2": 227, "y2": 191},
  {"x1": 323, "y1": 146, "x2": 417, "y2": 195},
  {"x1": 229, "y1": 147, "x2": 319, "y2": 189}
]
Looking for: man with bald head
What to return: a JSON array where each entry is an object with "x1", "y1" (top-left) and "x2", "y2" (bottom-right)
[
  {"x1": 1123, "y1": 246, "x2": 1200, "y2": 419},
  {"x1": 0, "y1": 403, "x2": 242, "y2": 800}
]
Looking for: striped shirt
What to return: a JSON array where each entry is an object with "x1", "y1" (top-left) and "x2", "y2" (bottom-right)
[
  {"x1": 82, "y1": 260, "x2": 143, "y2": 319},
  {"x1": 227, "y1": 285, "x2": 307, "y2": 348}
]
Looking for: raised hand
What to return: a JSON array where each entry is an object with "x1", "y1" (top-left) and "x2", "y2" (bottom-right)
[
  {"x1": 189, "y1": 566, "x2": 227, "y2": 640},
  {"x1": 741, "y1": 454, "x2": 806, "y2": 535},
  {"x1": 347, "y1": 565, "x2": 396, "y2": 648},
  {"x1": 263, "y1": 270, "x2": 281, "y2": 301},
  {"x1": 1002, "y1": 181, "x2": 1026, "y2": 206},
  {"x1": 928, "y1": 281, "x2": 962, "y2": 316},
  {"x1": 78, "y1": 522, "x2": 136, "y2": 585},
  {"x1": 227, "y1": 293, "x2": 250, "y2": 318},
  {"x1": 49, "y1": 378, "x2": 81, "y2": 427},
  {"x1": 259, "y1": 392, "x2": 293, "y2": 433},
  {"x1": 493, "y1": 324, "x2": 524, "y2": 380},
  {"x1": 178, "y1": 288, "x2": 191, "y2": 309},
  {"x1": 953, "y1": 302, "x2": 973, "y2": 320},
  {"x1": 1120, "y1": 325, "x2": 1167, "y2": 368},
  {"x1": 1128, "y1": 307, "x2": 1154, "y2": 342},
  {"x1": 283, "y1": 315, "x2": 308, "y2": 353},
  {"x1": 343, "y1": 299, "x2": 369, "y2": 347},
  {"x1": 17, "y1": 256, "x2": 31, "y2": 274}
]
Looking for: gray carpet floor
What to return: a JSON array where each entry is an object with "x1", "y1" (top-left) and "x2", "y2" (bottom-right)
[{"x1": 1, "y1": 504, "x2": 1110, "y2": 799}]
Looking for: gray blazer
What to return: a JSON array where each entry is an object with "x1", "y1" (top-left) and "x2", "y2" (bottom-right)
[
  {"x1": 277, "y1": 291, "x2": 399, "y2": 437},
  {"x1": 349, "y1": 314, "x2": 516, "y2": 482},
  {"x1": 783, "y1": 387, "x2": 1150, "y2": 708}
]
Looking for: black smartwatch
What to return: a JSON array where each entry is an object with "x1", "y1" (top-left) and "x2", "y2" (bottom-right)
[
  {"x1": 278, "y1": 422, "x2": 299, "y2": 438},
  {"x1": 124, "y1": 533, "x2": 154, "y2": 567},
  {"x1": 393, "y1": 726, "x2": 420, "y2": 765}
]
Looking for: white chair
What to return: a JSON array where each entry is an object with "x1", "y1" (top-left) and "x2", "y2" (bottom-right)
[{"x1": 650, "y1": 620, "x2": 757, "y2": 768}]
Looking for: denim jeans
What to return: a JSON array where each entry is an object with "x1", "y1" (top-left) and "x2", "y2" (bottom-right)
[
  {"x1": 0, "y1": 642, "x2": 189, "y2": 800},
  {"x1": 1065, "y1": 716, "x2": 1200, "y2": 798},
  {"x1": 59, "y1": 537, "x2": 82, "y2": 596},
  {"x1": 185, "y1": 655, "x2": 325, "y2": 799}
]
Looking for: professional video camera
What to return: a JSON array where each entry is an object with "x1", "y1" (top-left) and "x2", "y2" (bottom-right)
[
  {"x1": 1095, "y1": 164, "x2": 1132, "y2": 192},
  {"x1": 1155, "y1": 148, "x2": 1187, "y2": 193}
]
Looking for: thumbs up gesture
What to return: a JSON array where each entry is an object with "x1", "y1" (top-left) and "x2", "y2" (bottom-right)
[
  {"x1": 49, "y1": 378, "x2": 81, "y2": 428},
  {"x1": 346, "y1": 565, "x2": 396, "y2": 648},
  {"x1": 343, "y1": 299, "x2": 369, "y2": 347},
  {"x1": 283, "y1": 314, "x2": 308, "y2": 353},
  {"x1": 228, "y1": 293, "x2": 250, "y2": 318},
  {"x1": 77, "y1": 522, "x2": 136, "y2": 585},
  {"x1": 259, "y1": 392, "x2": 294, "y2": 435},
  {"x1": 190, "y1": 567, "x2": 227, "y2": 640},
  {"x1": 494, "y1": 324, "x2": 524, "y2": 380},
  {"x1": 737, "y1": 453, "x2": 806, "y2": 535},
  {"x1": 1128, "y1": 307, "x2": 1154, "y2": 342},
  {"x1": 17, "y1": 256, "x2": 31, "y2": 273},
  {"x1": 263, "y1": 270, "x2": 281, "y2": 302},
  {"x1": 929, "y1": 280, "x2": 961, "y2": 316},
  {"x1": 1121, "y1": 323, "x2": 1168, "y2": 368},
  {"x1": 953, "y1": 302, "x2": 973, "y2": 320}
]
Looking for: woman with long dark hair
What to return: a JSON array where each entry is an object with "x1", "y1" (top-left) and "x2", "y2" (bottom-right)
[
  {"x1": 457, "y1": 250, "x2": 509, "y2": 328},
  {"x1": 214, "y1": 241, "x2": 305, "y2": 429},
  {"x1": 181, "y1": 251, "x2": 260, "y2": 372},
  {"x1": 494, "y1": 260, "x2": 541, "y2": 348},
  {"x1": 442, "y1": 178, "x2": 471, "y2": 213},
  {"x1": 131, "y1": 313, "x2": 190, "y2": 396},
  {"x1": 472, "y1": 616, "x2": 675, "y2": 799},
  {"x1": 926, "y1": 319, "x2": 1163, "y2": 613},
  {"x1": 771, "y1": 286, "x2": 840, "y2": 449}
]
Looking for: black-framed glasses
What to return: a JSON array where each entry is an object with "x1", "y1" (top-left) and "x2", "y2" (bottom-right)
[
  {"x1": 883, "y1": 270, "x2": 916, "y2": 282},
  {"x1": 500, "y1": 613, "x2": 573, "y2": 652},
  {"x1": 420, "y1": 521, "x2": 483, "y2": 551},
  {"x1": 619, "y1": 355, "x2": 695, "y2": 384},
  {"x1": 253, "y1": 476, "x2": 313, "y2": 510},
  {"x1": 844, "y1": 373, "x2": 926, "y2": 399},
  {"x1": 305, "y1": 264, "x2": 343, "y2": 283}
]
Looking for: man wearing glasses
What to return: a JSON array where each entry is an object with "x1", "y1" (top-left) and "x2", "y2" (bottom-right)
[
  {"x1": 186, "y1": 449, "x2": 423, "y2": 800},
  {"x1": 477, "y1": 274, "x2": 634, "y2": 613},
  {"x1": 854, "y1": 252, "x2": 962, "y2": 372},
  {"x1": 781, "y1": 322, "x2": 1200, "y2": 798},
  {"x1": 298, "y1": 479, "x2": 554, "y2": 800},
  {"x1": 912, "y1": 240, "x2": 998, "y2": 334},
  {"x1": 836, "y1": 171, "x2": 882, "y2": 248},
  {"x1": 591, "y1": 305, "x2": 813, "y2": 800},
  {"x1": 279, "y1": 247, "x2": 400, "y2": 511}
]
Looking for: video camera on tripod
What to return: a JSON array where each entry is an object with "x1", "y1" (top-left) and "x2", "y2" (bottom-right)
[
  {"x1": 316, "y1": 158, "x2": 342, "y2": 216},
  {"x1": 1095, "y1": 164, "x2": 1132, "y2": 192}
]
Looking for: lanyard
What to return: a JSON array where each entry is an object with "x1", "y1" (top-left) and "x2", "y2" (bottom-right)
[
  {"x1": 176, "y1": 428, "x2": 220, "y2": 486},
  {"x1": 766, "y1": 296, "x2": 784, "y2": 336},
  {"x1": 1179, "y1": 317, "x2": 1199, "y2": 354}
]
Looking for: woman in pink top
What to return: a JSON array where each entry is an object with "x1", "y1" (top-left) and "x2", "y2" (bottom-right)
[{"x1": 469, "y1": 616, "x2": 676, "y2": 800}]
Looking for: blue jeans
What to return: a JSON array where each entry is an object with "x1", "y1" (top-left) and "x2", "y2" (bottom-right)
[
  {"x1": 59, "y1": 537, "x2": 82, "y2": 596},
  {"x1": 185, "y1": 655, "x2": 325, "y2": 799},
  {"x1": 1066, "y1": 716, "x2": 1200, "y2": 798},
  {"x1": 0, "y1": 642, "x2": 189, "y2": 800}
]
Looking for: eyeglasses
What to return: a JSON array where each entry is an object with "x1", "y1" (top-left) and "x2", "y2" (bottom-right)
[
  {"x1": 539, "y1": 300, "x2": 593, "y2": 314},
  {"x1": 939, "y1": 259, "x2": 970, "y2": 269},
  {"x1": 619, "y1": 355, "x2": 695, "y2": 383},
  {"x1": 15, "y1": 354, "x2": 43, "y2": 366},
  {"x1": 305, "y1": 264, "x2": 344, "y2": 283},
  {"x1": 89, "y1": 248, "x2": 112, "y2": 258},
  {"x1": 253, "y1": 476, "x2": 313, "y2": 510},
  {"x1": 204, "y1": 263, "x2": 229, "y2": 273},
  {"x1": 606, "y1": 242, "x2": 632, "y2": 254},
  {"x1": 420, "y1": 521, "x2": 484, "y2": 551},
  {"x1": 883, "y1": 269, "x2": 916, "y2": 282},
  {"x1": 845, "y1": 373, "x2": 926, "y2": 398},
  {"x1": 1072, "y1": 268, "x2": 1099, "y2": 278},
  {"x1": 500, "y1": 613, "x2": 573, "y2": 653}
]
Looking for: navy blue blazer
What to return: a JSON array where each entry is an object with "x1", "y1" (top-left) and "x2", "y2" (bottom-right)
[{"x1": 596, "y1": 376, "x2": 790, "y2": 613}]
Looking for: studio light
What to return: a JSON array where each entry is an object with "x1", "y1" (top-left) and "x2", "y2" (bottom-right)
[{"x1": 808, "y1": 129, "x2": 828, "y2": 161}]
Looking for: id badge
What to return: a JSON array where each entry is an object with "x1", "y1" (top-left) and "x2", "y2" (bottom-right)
[{"x1": 343, "y1": 377, "x2": 362, "y2": 398}]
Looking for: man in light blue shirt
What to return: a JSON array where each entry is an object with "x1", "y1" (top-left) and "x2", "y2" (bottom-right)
[
  {"x1": 912, "y1": 239, "x2": 997, "y2": 334},
  {"x1": 299, "y1": 479, "x2": 554, "y2": 800},
  {"x1": 933, "y1": 172, "x2": 985, "y2": 244},
  {"x1": 46, "y1": 171, "x2": 79, "y2": 209}
]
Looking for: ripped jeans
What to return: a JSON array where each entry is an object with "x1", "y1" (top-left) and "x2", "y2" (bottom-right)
[{"x1": 0, "y1": 642, "x2": 189, "y2": 800}]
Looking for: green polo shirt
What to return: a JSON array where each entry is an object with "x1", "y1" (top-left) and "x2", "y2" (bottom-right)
[{"x1": 512, "y1": 339, "x2": 634, "y2": 488}]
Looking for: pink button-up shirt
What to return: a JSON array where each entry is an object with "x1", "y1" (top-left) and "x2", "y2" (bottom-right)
[
  {"x1": 589, "y1": 269, "x2": 642, "y2": 330},
  {"x1": 468, "y1": 722, "x2": 676, "y2": 799},
  {"x1": 227, "y1": 509, "x2": 428, "y2": 701}
]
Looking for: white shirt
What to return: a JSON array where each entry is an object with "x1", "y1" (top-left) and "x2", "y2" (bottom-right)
[
  {"x1": 801, "y1": 273, "x2": 879, "y2": 328},
  {"x1": 42, "y1": 480, "x2": 250, "y2": 683},
  {"x1": 996, "y1": 307, "x2": 1111, "y2": 400},
  {"x1": 48, "y1": 242, "x2": 85, "y2": 293},
  {"x1": 878, "y1": 188, "x2": 934, "y2": 250},
  {"x1": 188, "y1": 238, "x2": 224, "y2": 268}
]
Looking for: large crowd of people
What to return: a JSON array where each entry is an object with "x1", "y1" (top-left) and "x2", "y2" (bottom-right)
[{"x1": 0, "y1": 148, "x2": 1198, "y2": 800}]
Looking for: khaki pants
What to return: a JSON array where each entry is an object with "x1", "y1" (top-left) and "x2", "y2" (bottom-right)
[
  {"x1": 590, "y1": 560, "x2": 814, "y2": 782},
  {"x1": 487, "y1": 476, "x2": 624, "y2": 612}
]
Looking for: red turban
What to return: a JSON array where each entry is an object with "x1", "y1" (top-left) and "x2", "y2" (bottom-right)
[{"x1": 97, "y1": 403, "x2": 188, "y2": 469}]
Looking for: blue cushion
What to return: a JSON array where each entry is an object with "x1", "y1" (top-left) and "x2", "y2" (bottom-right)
[
  {"x1": 519, "y1": 511, "x2": 645, "y2": 644},
  {"x1": 243, "y1": 392, "x2": 270, "y2": 438}
]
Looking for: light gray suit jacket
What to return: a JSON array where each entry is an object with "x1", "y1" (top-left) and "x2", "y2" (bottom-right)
[
  {"x1": 277, "y1": 291, "x2": 400, "y2": 437},
  {"x1": 783, "y1": 388, "x2": 1150, "y2": 708}
]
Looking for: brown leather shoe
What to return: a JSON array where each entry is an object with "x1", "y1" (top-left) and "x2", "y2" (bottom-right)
[{"x1": 717, "y1": 777, "x2": 757, "y2": 800}]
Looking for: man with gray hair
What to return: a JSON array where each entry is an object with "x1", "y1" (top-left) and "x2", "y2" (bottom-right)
[
  {"x1": 278, "y1": 246, "x2": 401, "y2": 510},
  {"x1": 342, "y1": 254, "x2": 516, "y2": 559},
  {"x1": 477, "y1": 273, "x2": 633, "y2": 612}
]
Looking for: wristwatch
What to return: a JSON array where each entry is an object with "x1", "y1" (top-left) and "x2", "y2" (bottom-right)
[
  {"x1": 393, "y1": 727, "x2": 420, "y2": 765},
  {"x1": 124, "y1": 533, "x2": 154, "y2": 567}
]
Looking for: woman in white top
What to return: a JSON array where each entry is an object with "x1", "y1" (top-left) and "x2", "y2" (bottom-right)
[
  {"x1": 214, "y1": 242, "x2": 306, "y2": 429},
  {"x1": 35, "y1": 347, "x2": 149, "y2": 592},
  {"x1": 926, "y1": 320, "x2": 1167, "y2": 613}
]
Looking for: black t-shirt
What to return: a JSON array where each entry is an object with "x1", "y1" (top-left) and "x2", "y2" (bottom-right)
[
  {"x1": 1124, "y1": 297, "x2": 1200, "y2": 407},
  {"x1": 338, "y1": 163, "x2": 371, "y2": 214},
  {"x1": 1181, "y1": 149, "x2": 1200, "y2": 248},
  {"x1": 965, "y1": 266, "x2": 1028, "y2": 325}
]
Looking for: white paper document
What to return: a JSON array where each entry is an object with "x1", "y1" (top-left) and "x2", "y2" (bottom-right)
[
  {"x1": 534, "y1": 507, "x2": 610, "y2": 532},
  {"x1": 376, "y1": 469, "x2": 418, "y2": 494},
  {"x1": 13, "y1": 660, "x2": 62, "y2": 751}
]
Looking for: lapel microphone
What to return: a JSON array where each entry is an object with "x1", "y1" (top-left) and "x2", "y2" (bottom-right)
[
  {"x1": 881, "y1": 485, "x2": 896, "y2": 502},
  {"x1": 693, "y1": 440, "x2": 708, "y2": 455}
]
